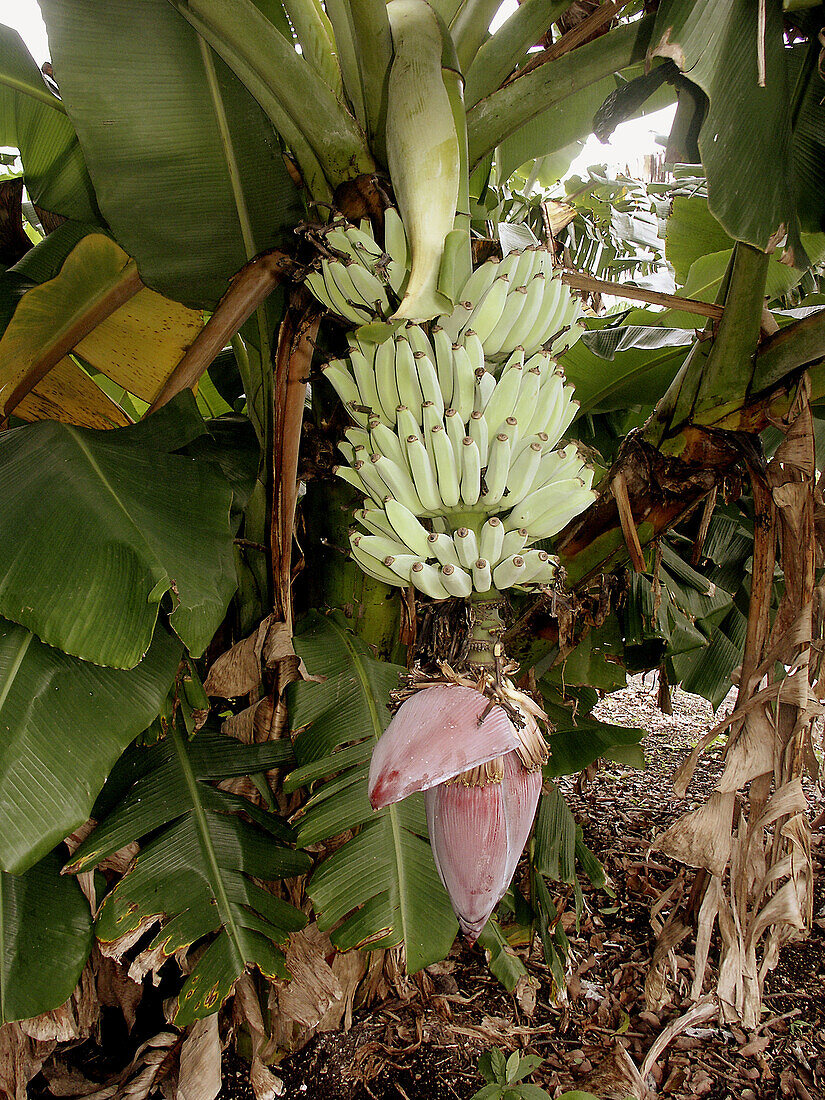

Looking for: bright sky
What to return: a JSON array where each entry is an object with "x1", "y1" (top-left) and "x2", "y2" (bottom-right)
[{"x1": 4, "y1": 0, "x2": 675, "y2": 173}]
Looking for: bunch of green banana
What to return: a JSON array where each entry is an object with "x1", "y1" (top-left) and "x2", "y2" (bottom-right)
[
  {"x1": 323, "y1": 319, "x2": 596, "y2": 600},
  {"x1": 304, "y1": 210, "x2": 411, "y2": 326},
  {"x1": 438, "y1": 246, "x2": 583, "y2": 362}
]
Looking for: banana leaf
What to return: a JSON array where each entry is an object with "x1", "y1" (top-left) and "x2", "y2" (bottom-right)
[
  {"x1": 70, "y1": 721, "x2": 309, "y2": 1026},
  {"x1": 0, "y1": 233, "x2": 204, "y2": 426},
  {"x1": 0, "y1": 850, "x2": 93, "y2": 1023},
  {"x1": 38, "y1": 0, "x2": 304, "y2": 308},
  {"x1": 0, "y1": 392, "x2": 238, "y2": 668},
  {"x1": 0, "y1": 618, "x2": 181, "y2": 874},
  {"x1": 285, "y1": 611, "x2": 458, "y2": 971},
  {"x1": 0, "y1": 25, "x2": 99, "y2": 222}
]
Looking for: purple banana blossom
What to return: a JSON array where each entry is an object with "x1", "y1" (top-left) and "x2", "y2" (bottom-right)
[
  {"x1": 425, "y1": 752, "x2": 542, "y2": 939},
  {"x1": 368, "y1": 682, "x2": 544, "y2": 940},
  {"x1": 368, "y1": 684, "x2": 518, "y2": 809}
]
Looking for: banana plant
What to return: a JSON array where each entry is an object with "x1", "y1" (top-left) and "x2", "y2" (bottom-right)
[{"x1": 0, "y1": 0, "x2": 822, "y2": 1055}]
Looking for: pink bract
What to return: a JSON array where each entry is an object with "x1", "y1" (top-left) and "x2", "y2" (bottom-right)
[
  {"x1": 425, "y1": 751, "x2": 542, "y2": 940},
  {"x1": 367, "y1": 683, "x2": 519, "y2": 810}
]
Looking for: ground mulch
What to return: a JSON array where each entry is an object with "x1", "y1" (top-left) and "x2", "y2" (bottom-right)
[{"x1": 221, "y1": 678, "x2": 825, "y2": 1100}]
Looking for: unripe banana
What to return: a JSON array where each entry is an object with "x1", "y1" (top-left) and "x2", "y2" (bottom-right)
[
  {"x1": 483, "y1": 285, "x2": 526, "y2": 358},
  {"x1": 544, "y1": 386, "x2": 579, "y2": 450},
  {"x1": 384, "y1": 553, "x2": 419, "y2": 582},
  {"x1": 504, "y1": 476, "x2": 587, "y2": 530},
  {"x1": 410, "y1": 560, "x2": 451, "y2": 599},
  {"x1": 513, "y1": 484, "x2": 597, "y2": 538},
  {"x1": 338, "y1": 440, "x2": 357, "y2": 466},
  {"x1": 503, "y1": 414, "x2": 520, "y2": 457},
  {"x1": 478, "y1": 516, "x2": 505, "y2": 564},
  {"x1": 344, "y1": 401, "x2": 371, "y2": 428},
  {"x1": 497, "y1": 249, "x2": 523, "y2": 282},
  {"x1": 348, "y1": 262, "x2": 391, "y2": 315},
  {"x1": 468, "y1": 409, "x2": 489, "y2": 465},
  {"x1": 518, "y1": 549, "x2": 555, "y2": 584},
  {"x1": 473, "y1": 368, "x2": 496, "y2": 413},
  {"x1": 520, "y1": 274, "x2": 564, "y2": 353},
  {"x1": 370, "y1": 418, "x2": 407, "y2": 468},
  {"x1": 461, "y1": 274, "x2": 509, "y2": 345},
  {"x1": 324, "y1": 261, "x2": 372, "y2": 324},
  {"x1": 335, "y1": 461, "x2": 381, "y2": 504},
  {"x1": 483, "y1": 361, "x2": 522, "y2": 434},
  {"x1": 404, "y1": 323, "x2": 434, "y2": 364},
  {"x1": 416, "y1": 352, "x2": 445, "y2": 418},
  {"x1": 322, "y1": 360, "x2": 360, "y2": 407},
  {"x1": 512, "y1": 365, "x2": 542, "y2": 430},
  {"x1": 461, "y1": 329, "x2": 485, "y2": 376},
  {"x1": 350, "y1": 348, "x2": 386, "y2": 422},
  {"x1": 374, "y1": 338, "x2": 401, "y2": 424},
  {"x1": 505, "y1": 440, "x2": 543, "y2": 506},
  {"x1": 432, "y1": 326, "x2": 454, "y2": 408},
  {"x1": 406, "y1": 435, "x2": 442, "y2": 512},
  {"x1": 492, "y1": 554, "x2": 528, "y2": 589},
  {"x1": 430, "y1": 424, "x2": 460, "y2": 507},
  {"x1": 370, "y1": 453, "x2": 425, "y2": 513},
  {"x1": 345, "y1": 223, "x2": 384, "y2": 259},
  {"x1": 385, "y1": 498, "x2": 432, "y2": 558},
  {"x1": 500, "y1": 527, "x2": 529, "y2": 559},
  {"x1": 482, "y1": 432, "x2": 511, "y2": 506},
  {"x1": 514, "y1": 246, "x2": 542, "y2": 286},
  {"x1": 454, "y1": 526, "x2": 479, "y2": 569},
  {"x1": 395, "y1": 336, "x2": 424, "y2": 420},
  {"x1": 472, "y1": 557, "x2": 492, "y2": 592},
  {"x1": 304, "y1": 271, "x2": 337, "y2": 314},
  {"x1": 350, "y1": 536, "x2": 405, "y2": 585},
  {"x1": 440, "y1": 562, "x2": 473, "y2": 597},
  {"x1": 437, "y1": 301, "x2": 473, "y2": 344},
  {"x1": 355, "y1": 506, "x2": 398, "y2": 540},
  {"x1": 501, "y1": 274, "x2": 547, "y2": 354},
  {"x1": 460, "y1": 437, "x2": 481, "y2": 505},
  {"x1": 383, "y1": 207, "x2": 409, "y2": 279},
  {"x1": 357, "y1": 532, "x2": 417, "y2": 561},
  {"x1": 523, "y1": 370, "x2": 564, "y2": 439},
  {"x1": 344, "y1": 426, "x2": 371, "y2": 450},
  {"x1": 427, "y1": 531, "x2": 461, "y2": 567},
  {"x1": 444, "y1": 407, "x2": 465, "y2": 457},
  {"x1": 396, "y1": 406, "x2": 422, "y2": 452},
  {"x1": 456, "y1": 258, "x2": 499, "y2": 309},
  {"x1": 450, "y1": 342, "x2": 475, "y2": 423},
  {"x1": 325, "y1": 225, "x2": 360, "y2": 261}
]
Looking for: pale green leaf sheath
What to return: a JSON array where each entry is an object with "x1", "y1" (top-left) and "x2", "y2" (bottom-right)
[{"x1": 386, "y1": 0, "x2": 460, "y2": 321}]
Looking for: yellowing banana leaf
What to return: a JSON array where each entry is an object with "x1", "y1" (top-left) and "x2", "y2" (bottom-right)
[
  {"x1": 0, "y1": 394, "x2": 237, "y2": 668},
  {"x1": 70, "y1": 721, "x2": 309, "y2": 1027},
  {"x1": 0, "y1": 850, "x2": 93, "y2": 1022},
  {"x1": 0, "y1": 233, "x2": 204, "y2": 425},
  {"x1": 0, "y1": 617, "x2": 181, "y2": 874},
  {"x1": 284, "y1": 611, "x2": 458, "y2": 970},
  {"x1": 15, "y1": 355, "x2": 130, "y2": 429}
]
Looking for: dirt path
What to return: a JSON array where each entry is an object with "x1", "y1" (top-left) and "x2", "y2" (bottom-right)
[{"x1": 238, "y1": 679, "x2": 825, "y2": 1100}]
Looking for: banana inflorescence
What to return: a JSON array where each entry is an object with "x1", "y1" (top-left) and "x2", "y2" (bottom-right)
[
  {"x1": 305, "y1": 212, "x2": 584, "y2": 362},
  {"x1": 310, "y1": 225, "x2": 596, "y2": 600}
]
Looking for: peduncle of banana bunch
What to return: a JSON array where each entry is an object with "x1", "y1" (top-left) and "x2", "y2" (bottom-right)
[{"x1": 304, "y1": 0, "x2": 594, "y2": 608}]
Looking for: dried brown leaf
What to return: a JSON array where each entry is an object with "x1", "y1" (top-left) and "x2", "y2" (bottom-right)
[{"x1": 176, "y1": 1017, "x2": 220, "y2": 1100}]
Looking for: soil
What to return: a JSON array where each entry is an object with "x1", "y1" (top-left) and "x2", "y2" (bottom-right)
[{"x1": 218, "y1": 677, "x2": 825, "y2": 1100}]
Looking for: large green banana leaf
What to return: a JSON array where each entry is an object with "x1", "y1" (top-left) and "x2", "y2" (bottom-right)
[
  {"x1": 648, "y1": 4, "x2": 823, "y2": 262},
  {"x1": 70, "y1": 722, "x2": 309, "y2": 1027},
  {"x1": 0, "y1": 619, "x2": 181, "y2": 874},
  {"x1": 0, "y1": 393, "x2": 237, "y2": 668},
  {"x1": 562, "y1": 336, "x2": 686, "y2": 416},
  {"x1": 0, "y1": 850, "x2": 93, "y2": 1023},
  {"x1": 284, "y1": 612, "x2": 458, "y2": 971},
  {"x1": 0, "y1": 25, "x2": 99, "y2": 222},
  {"x1": 38, "y1": 0, "x2": 304, "y2": 308}
]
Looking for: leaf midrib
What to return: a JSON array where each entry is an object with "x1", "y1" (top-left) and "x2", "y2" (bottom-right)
[
  {"x1": 326, "y1": 617, "x2": 411, "y2": 947},
  {"x1": 171, "y1": 722, "x2": 246, "y2": 970}
]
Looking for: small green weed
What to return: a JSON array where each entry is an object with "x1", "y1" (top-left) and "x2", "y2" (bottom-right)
[{"x1": 470, "y1": 1047, "x2": 600, "y2": 1100}]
